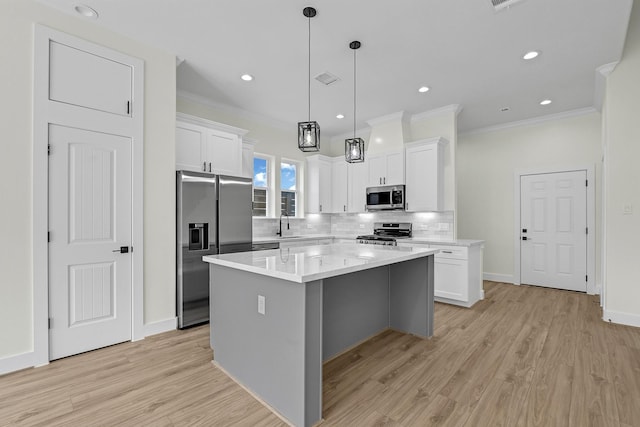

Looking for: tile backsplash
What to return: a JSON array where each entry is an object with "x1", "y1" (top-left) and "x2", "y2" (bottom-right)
[{"x1": 253, "y1": 211, "x2": 454, "y2": 239}]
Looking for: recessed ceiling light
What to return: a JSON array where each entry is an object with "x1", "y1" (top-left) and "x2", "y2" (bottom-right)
[
  {"x1": 74, "y1": 4, "x2": 98, "y2": 19},
  {"x1": 336, "y1": 114, "x2": 344, "y2": 119},
  {"x1": 540, "y1": 99, "x2": 552, "y2": 105},
  {"x1": 523, "y1": 51, "x2": 540, "y2": 60},
  {"x1": 240, "y1": 74, "x2": 253, "y2": 81},
  {"x1": 418, "y1": 86, "x2": 430, "y2": 93}
]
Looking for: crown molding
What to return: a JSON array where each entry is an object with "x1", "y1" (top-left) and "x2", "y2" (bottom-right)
[
  {"x1": 594, "y1": 61, "x2": 618, "y2": 112},
  {"x1": 177, "y1": 90, "x2": 293, "y2": 132},
  {"x1": 460, "y1": 107, "x2": 598, "y2": 136},
  {"x1": 365, "y1": 111, "x2": 408, "y2": 127},
  {"x1": 411, "y1": 104, "x2": 463, "y2": 123},
  {"x1": 176, "y1": 112, "x2": 249, "y2": 136}
]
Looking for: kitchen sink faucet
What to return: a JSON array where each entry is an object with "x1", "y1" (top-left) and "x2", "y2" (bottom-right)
[{"x1": 276, "y1": 211, "x2": 290, "y2": 237}]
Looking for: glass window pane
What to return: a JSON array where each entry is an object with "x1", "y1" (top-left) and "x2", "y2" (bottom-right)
[
  {"x1": 254, "y1": 157, "x2": 267, "y2": 188},
  {"x1": 281, "y1": 162, "x2": 296, "y2": 191},
  {"x1": 281, "y1": 191, "x2": 296, "y2": 217},
  {"x1": 253, "y1": 188, "x2": 267, "y2": 217}
]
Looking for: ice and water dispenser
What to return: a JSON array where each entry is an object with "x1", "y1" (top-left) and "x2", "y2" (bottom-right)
[{"x1": 188, "y1": 223, "x2": 209, "y2": 251}]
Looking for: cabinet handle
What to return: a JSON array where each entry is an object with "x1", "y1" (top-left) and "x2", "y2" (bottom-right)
[
  {"x1": 379, "y1": 177, "x2": 382, "y2": 185},
  {"x1": 319, "y1": 204, "x2": 322, "y2": 212},
  {"x1": 343, "y1": 205, "x2": 346, "y2": 212},
  {"x1": 383, "y1": 177, "x2": 386, "y2": 184},
  {"x1": 442, "y1": 250, "x2": 453, "y2": 254},
  {"x1": 203, "y1": 161, "x2": 206, "y2": 172},
  {"x1": 208, "y1": 162, "x2": 212, "y2": 173}
]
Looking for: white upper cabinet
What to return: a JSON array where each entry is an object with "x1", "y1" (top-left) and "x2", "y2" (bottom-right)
[
  {"x1": 348, "y1": 161, "x2": 368, "y2": 213},
  {"x1": 49, "y1": 41, "x2": 132, "y2": 117},
  {"x1": 331, "y1": 158, "x2": 348, "y2": 213},
  {"x1": 241, "y1": 138, "x2": 257, "y2": 179},
  {"x1": 405, "y1": 138, "x2": 447, "y2": 212},
  {"x1": 175, "y1": 113, "x2": 248, "y2": 176},
  {"x1": 367, "y1": 150, "x2": 404, "y2": 187},
  {"x1": 175, "y1": 121, "x2": 205, "y2": 172},
  {"x1": 305, "y1": 155, "x2": 332, "y2": 214}
]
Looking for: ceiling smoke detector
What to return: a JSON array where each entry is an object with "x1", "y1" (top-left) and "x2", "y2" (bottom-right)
[
  {"x1": 490, "y1": 0, "x2": 526, "y2": 11},
  {"x1": 314, "y1": 72, "x2": 340, "y2": 86}
]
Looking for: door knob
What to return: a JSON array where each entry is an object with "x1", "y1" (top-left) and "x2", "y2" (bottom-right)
[
  {"x1": 521, "y1": 237, "x2": 529, "y2": 241},
  {"x1": 113, "y1": 246, "x2": 129, "y2": 253}
]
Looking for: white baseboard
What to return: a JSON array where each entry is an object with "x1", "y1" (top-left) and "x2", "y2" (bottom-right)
[
  {"x1": 0, "y1": 351, "x2": 35, "y2": 376},
  {"x1": 144, "y1": 317, "x2": 177, "y2": 337},
  {"x1": 483, "y1": 272, "x2": 516, "y2": 284},
  {"x1": 602, "y1": 309, "x2": 640, "y2": 328}
]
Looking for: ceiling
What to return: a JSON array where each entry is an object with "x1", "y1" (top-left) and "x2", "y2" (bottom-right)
[{"x1": 38, "y1": 0, "x2": 633, "y2": 138}]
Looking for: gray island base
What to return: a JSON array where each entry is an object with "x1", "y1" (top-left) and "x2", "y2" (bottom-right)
[{"x1": 204, "y1": 244, "x2": 437, "y2": 427}]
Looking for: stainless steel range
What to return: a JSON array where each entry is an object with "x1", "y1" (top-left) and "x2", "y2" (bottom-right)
[{"x1": 356, "y1": 222, "x2": 412, "y2": 246}]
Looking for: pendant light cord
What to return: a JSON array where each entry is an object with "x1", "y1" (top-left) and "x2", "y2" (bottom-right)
[
  {"x1": 308, "y1": 15, "x2": 311, "y2": 123},
  {"x1": 353, "y1": 46, "x2": 356, "y2": 138}
]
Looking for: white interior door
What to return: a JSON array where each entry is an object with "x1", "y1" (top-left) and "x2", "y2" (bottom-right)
[
  {"x1": 520, "y1": 171, "x2": 587, "y2": 292},
  {"x1": 48, "y1": 124, "x2": 132, "y2": 360}
]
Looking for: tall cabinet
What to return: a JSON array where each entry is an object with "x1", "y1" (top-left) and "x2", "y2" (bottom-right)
[
  {"x1": 405, "y1": 137, "x2": 447, "y2": 212},
  {"x1": 175, "y1": 113, "x2": 248, "y2": 176}
]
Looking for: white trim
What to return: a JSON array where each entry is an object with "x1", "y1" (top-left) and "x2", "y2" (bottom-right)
[
  {"x1": 411, "y1": 104, "x2": 463, "y2": 123},
  {"x1": 366, "y1": 111, "x2": 408, "y2": 127},
  {"x1": 176, "y1": 112, "x2": 249, "y2": 137},
  {"x1": 177, "y1": 90, "x2": 290, "y2": 132},
  {"x1": 594, "y1": 62, "x2": 618, "y2": 112},
  {"x1": 602, "y1": 310, "x2": 640, "y2": 328},
  {"x1": 461, "y1": 107, "x2": 598, "y2": 136},
  {"x1": 513, "y1": 165, "x2": 596, "y2": 294},
  {"x1": 143, "y1": 318, "x2": 178, "y2": 337},
  {"x1": 483, "y1": 272, "x2": 516, "y2": 284},
  {"x1": 33, "y1": 25, "x2": 145, "y2": 364},
  {"x1": 0, "y1": 352, "x2": 36, "y2": 376},
  {"x1": 404, "y1": 136, "x2": 448, "y2": 149}
]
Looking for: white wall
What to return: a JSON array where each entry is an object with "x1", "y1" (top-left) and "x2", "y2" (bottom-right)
[
  {"x1": 0, "y1": 1, "x2": 176, "y2": 362},
  {"x1": 603, "y1": 1, "x2": 640, "y2": 325},
  {"x1": 457, "y1": 112, "x2": 603, "y2": 284}
]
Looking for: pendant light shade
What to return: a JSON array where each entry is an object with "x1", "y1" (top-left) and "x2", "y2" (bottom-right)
[
  {"x1": 298, "y1": 7, "x2": 320, "y2": 152},
  {"x1": 345, "y1": 40, "x2": 364, "y2": 163}
]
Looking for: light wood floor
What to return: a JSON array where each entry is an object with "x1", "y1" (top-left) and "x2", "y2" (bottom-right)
[{"x1": 2, "y1": 281, "x2": 640, "y2": 426}]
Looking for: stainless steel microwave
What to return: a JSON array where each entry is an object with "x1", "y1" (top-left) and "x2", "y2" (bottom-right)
[{"x1": 366, "y1": 185, "x2": 405, "y2": 211}]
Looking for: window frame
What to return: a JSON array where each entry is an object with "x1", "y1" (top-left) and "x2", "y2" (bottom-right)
[
  {"x1": 252, "y1": 153, "x2": 274, "y2": 218},
  {"x1": 280, "y1": 158, "x2": 301, "y2": 218}
]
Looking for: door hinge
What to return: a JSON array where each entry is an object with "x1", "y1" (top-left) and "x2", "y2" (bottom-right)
[
  {"x1": 586, "y1": 275, "x2": 588, "y2": 282},
  {"x1": 127, "y1": 100, "x2": 131, "y2": 115},
  {"x1": 585, "y1": 179, "x2": 588, "y2": 186},
  {"x1": 48, "y1": 318, "x2": 51, "y2": 329},
  {"x1": 586, "y1": 227, "x2": 588, "y2": 235},
  {"x1": 47, "y1": 231, "x2": 50, "y2": 242},
  {"x1": 48, "y1": 144, "x2": 51, "y2": 156}
]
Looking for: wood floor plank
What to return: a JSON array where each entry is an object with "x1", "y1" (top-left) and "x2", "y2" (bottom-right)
[{"x1": 2, "y1": 282, "x2": 640, "y2": 426}]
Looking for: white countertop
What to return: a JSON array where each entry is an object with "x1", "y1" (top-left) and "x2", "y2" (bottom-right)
[
  {"x1": 253, "y1": 234, "x2": 484, "y2": 247},
  {"x1": 204, "y1": 243, "x2": 438, "y2": 283}
]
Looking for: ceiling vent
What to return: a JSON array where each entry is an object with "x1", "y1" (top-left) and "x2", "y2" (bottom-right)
[
  {"x1": 490, "y1": 0, "x2": 526, "y2": 11},
  {"x1": 314, "y1": 72, "x2": 340, "y2": 86}
]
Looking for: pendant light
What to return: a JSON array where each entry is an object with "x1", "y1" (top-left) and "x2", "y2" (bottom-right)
[
  {"x1": 298, "y1": 7, "x2": 320, "y2": 152},
  {"x1": 345, "y1": 40, "x2": 364, "y2": 163}
]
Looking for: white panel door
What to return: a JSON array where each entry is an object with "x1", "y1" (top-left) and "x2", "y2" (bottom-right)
[
  {"x1": 520, "y1": 171, "x2": 587, "y2": 292},
  {"x1": 48, "y1": 124, "x2": 132, "y2": 360},
  {"x1": 385, "y1": 151, "x2": 405, "y2": 186},
  {"x1": 49, "y1": 41, "x2": 132, "y2": 116}
]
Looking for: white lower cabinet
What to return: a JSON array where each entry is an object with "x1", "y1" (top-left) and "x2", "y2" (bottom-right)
[{"x1": 397, "y1": 242, "x2": 484, "y2": 307}]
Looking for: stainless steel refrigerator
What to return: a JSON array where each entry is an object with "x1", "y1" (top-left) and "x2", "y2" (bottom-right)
[{"x1": 176, "y1": 171, "x2": 252, "y2": 328}]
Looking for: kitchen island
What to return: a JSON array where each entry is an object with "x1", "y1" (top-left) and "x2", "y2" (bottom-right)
[{"x1": 203, "y1": 243, "x2": 438, "y2": 427}]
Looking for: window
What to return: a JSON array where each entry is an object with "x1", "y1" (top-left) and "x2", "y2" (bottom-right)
[
  {"x1": 281, "y1": 161, "x2": 298, "y2": 217},
  {"x1": 253, "y1": 156, "x2": 268, "y2": 217}
]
